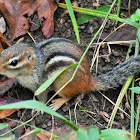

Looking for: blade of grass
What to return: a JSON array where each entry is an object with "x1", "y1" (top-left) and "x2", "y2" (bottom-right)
[
  {"x1": 134, "y1": 22, "x2": 140, "y2": 57},
  {"x1": 134, "y1": 23, "x2": 140, "y2": 136},
  {"x1": 0, "y1": 100, "x2": 78, "y2": 131},
  {"x1": 0, "y1": 116, "x2": 36, "y2": 137},
  {"x1": 35, "y1": 63, "x2": 78, "y2": 96},
  {"x1": 115, "y1": 0, "x2": 121, "y2": 25},
  {"x1": 135, "y1": 96, "x2": 140, "y2": 136},
  {"x1": 77, "y1": 5, "x2": 111, "y2": 25},
  {"x1": 128, "y1": 0, "x2": 131, "y2": 16},
  {"x1": 108, "y1": 75, "x2": 134, "y2": 128},
  {"x1": 0, "y1": 123, "x2": 8, "y2": 131},
  {"x1": 130, "y1": 79, "x2": 135, "y2": 136},
  {"x1": 65, "y1": 0, "x2": 80, "y2": 44},
  {"x1": 58, "y1": 3, "x2": 140, "y2": 28},
  {"x1": 100, "y1": 129, "x2": 135, "y2": 140},
  {"x1": 126, "y1": 43, "x2": 132, "y2": 59}
]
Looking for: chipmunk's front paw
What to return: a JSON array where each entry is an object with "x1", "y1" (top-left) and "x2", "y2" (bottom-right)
[
  {"x1": 49, "y1": 98, "x2": 70, "y2": 111},
  {"x1": 49, "y1": 99, "x2": 58, "y2": 111}
]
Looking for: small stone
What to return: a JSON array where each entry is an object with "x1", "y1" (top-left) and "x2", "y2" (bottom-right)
[
  {"x1": 60, "y1": 18, "x2": 65, "y2": 24},
  {"x1": 80, "y1": 25, "x2": 85, "y2": 29},
  {"x1": 42, "y1": 124, "x2": 47, "y2": 128},
  {"x1": 87, "y1": 26, "x2": 94, "y2": 33},
  {"x1": 93, "y1": 3, "x2": 100, "y2": 7},
  {"x1": 47, "y1": 121, "x2": 52, "y2": 126}
]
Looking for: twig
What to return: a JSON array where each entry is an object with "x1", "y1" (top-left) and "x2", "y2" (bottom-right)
[{"x1": 90, "y1": 40, "x2": 136, "y2": 47}]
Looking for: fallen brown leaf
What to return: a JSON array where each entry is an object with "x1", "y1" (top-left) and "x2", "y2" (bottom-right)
[
  {"x1": 0, "y1": 78, "x2": 17, "y2": 95},
  {"x1": 37, "y1": 0, "x2": 57, "y2": 38},
  {"x1": 101, "y1": 28, "x2": 136, "y2": 47},
  {"x1": 0, "y1": 31, "x2": 11, "y2": 53},
  {"x1": 0, "y1": 43, "x2": 3, "y2": 54},
  {"x1": 0, "y1": 0, "x2": 58, "y2": 39},
  {"x1": 0, "y1": 109, "x2": 19, "y2": 119},
  {"x1": 37, "y1": 131, "x2": 59, "y2": 140},
  {"x1": 0, "y1": 97, "x2": 19, "y2": 119},
  {"x1": 0, "y1": 0, "x2": 37, "y2": 39},
  {"x1": 22, "y1": 127, "x2": 39, "y2": 140},
  {"x1": 0, "y1": 31, "x2": 11, "y2": 46}
]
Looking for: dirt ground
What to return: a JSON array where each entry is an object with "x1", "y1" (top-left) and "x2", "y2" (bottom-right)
[{"x1": 1, "y1": 0, "x2": 140, "y2": 139}]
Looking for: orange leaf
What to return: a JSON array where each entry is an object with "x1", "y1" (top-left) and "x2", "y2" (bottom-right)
[
  {"x1": 37, "y1": 131, "x2": 59, "y2": 140},
  {"x1": 0, "y1": 31, "x2": 11, "y2": 53},
  {"x1": 0, "y1": 31, "x2": 11, "y2": 46},
  {"x1": 0, "y1": 97, "x2": 20, "y2": 119},
  {"x1": 0, "y1": 43, "x2": 4, "y2": 54},
  {"x1": 37, "y1": 0, "x2": 57, "y2": 38},
  {"x1": 0, "y1": 0, "x2": 37, "y2": 39},
  {"x1": 0, "y1": 0, "x2": 58, "y2": 39},
  {"x1": 0, "y1": 109, "x2": 19, "y2": 119}
]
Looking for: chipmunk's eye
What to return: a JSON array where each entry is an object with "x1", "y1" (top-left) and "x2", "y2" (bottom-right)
[{"x1": 9, "y1": 60, "x2": 18, "y2": 66}]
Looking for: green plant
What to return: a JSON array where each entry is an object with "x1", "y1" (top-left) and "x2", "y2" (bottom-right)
[{"x1": 0, "y1": 100, "x2": 136, "y2": 140}]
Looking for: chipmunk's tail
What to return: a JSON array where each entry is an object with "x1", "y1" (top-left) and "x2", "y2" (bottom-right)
[{"x1": 96, "y1": 56, "x2": 140, "y2": 91}]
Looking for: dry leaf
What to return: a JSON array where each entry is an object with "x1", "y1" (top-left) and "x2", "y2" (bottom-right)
[
  {"x1": 101, "y1": 28, "x2": 136, "y2": 47},
  {"x1": 0, "y1": 0, "x2": 37, "y2": 39},
  {"x1": 0, "y1": 0, "x2": 58, "y2": 39},
  {"x1": 22, "y1": 127, "x2": 38, "y2": 140},
  {"x1": 37, "y1": 131, "x2": 59, "y2": 140},
  {"x1": 0, "y1": 43, "x2": 3, "y2": 54},
  {"x1": 0, "y1": 109, "x2": 19, "y2": 119},
  {"x1": 0, "y1": 78, "x2": 17, "y2": 95},
  {"x1": 37, "y1": 0, "x2": 57, "y2": 38},
  {"x1": 0, "y1": 31, "x2": 11, "y2": 53},
  {"x1": 0, "y1": 97, "x2": 19, "y2": 119}
]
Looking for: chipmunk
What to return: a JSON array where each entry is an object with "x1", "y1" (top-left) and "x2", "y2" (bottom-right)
[{"x1": 0, "y1": 38, "x2": 140, "y2": 111}]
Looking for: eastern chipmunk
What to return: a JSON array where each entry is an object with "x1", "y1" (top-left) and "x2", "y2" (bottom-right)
[{"x1": 0, "y1": 38, "x2": 140, "y2": 111}]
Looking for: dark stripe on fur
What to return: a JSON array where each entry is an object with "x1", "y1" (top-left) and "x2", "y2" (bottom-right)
[
  {"x1": 45, "y1": 51, "x2": 79, "y2": 64},
  {"x1": 47, "y1": 61, "x2": 72, "y2": 73}
]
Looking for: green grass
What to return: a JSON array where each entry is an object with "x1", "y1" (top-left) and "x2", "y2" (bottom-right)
[{"x1": 0, "y1": 100, "x2": 136, "y2": 140}]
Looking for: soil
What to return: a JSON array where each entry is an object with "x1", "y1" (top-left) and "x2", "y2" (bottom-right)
[{"x1": 1, "y1": 0, "x2": 140, "y2": 139}]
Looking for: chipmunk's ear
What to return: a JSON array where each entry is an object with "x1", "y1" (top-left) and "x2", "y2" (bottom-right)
[{"x1": 23, "y1": 47, "x2": 34, "y2": 62}]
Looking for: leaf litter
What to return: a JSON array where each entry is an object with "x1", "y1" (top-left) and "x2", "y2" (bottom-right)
[{"x1": 0, "y1": 0, "x2": 58, "y2": 39}]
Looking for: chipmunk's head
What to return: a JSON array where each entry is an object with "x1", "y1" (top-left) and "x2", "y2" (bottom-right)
[{"x1": 0, "y1": 43, "x2": 35, "y2": 78}]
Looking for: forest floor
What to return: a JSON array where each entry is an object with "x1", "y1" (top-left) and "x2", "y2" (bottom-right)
[{"x1": 1, "y1": 0, "x2": 140, "y2": 139}]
